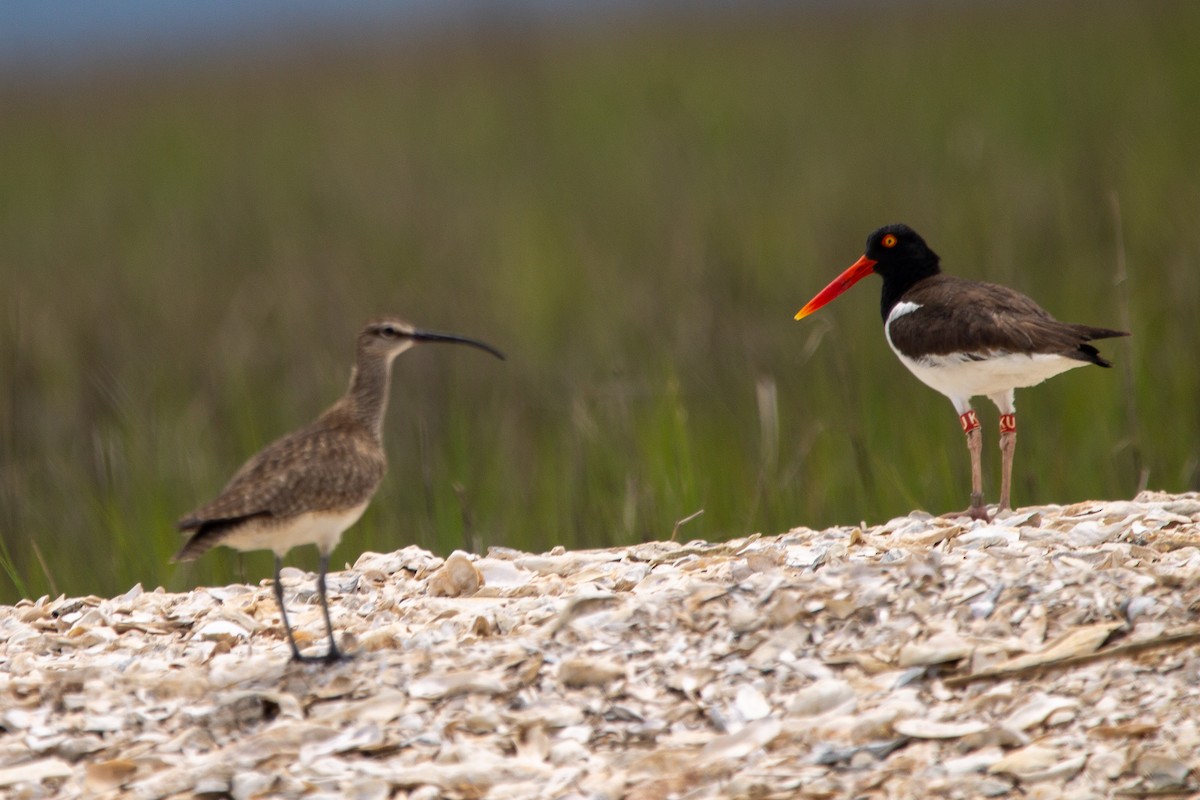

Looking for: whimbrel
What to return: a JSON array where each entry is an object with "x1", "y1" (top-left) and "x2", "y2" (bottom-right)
[{"x1": 174, "y1": 316, "x2": 504, "y2": 661}]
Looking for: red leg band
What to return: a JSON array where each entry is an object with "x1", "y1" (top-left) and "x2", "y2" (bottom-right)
[
  {"x1": 999, "y1": 413, "x2": 1016, "y2": 434},
  {"x1": 959, "y1": 409, "x2": 981, "y2": 434}
]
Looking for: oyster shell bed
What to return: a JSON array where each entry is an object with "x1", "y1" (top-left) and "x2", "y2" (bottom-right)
[{"x1": 3, "y1": 491, "x2": 1200, "y2": 799}]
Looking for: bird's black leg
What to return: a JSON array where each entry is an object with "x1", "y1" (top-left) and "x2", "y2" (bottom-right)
[
  {"x1": 273, "y1": 555, "x2": 305, "y2": 661},
  {"x1": 315, "y1": 552, "x2": 346, "y2": 662}
]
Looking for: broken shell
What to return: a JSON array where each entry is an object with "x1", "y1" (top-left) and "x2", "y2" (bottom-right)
[
  {"x1": 1003, "y1": 693, "x2": 1078, "y2": 731},
  {"x1": 897, "y1": 631, "x2": 973, "y2": 667},
  {"x1": 734, "y1": 684, "x2": 771, "y2": 722},
  {"x1": 987, "y1": 745, "x2": 1060, "y2": 779},
  {"x1": 0, "y1": 758, "x2": 73, "y2": 787},
  {"x1": 892, "y1": 718, "x2": 988, "y2": 739},
  {"x1": 474, "y1": 558, "x2": 533, "y2": 589},
  {"x1": 956, "y1": 526, "x2": 1020, "y2": 547},
  {"x1": 1136, "y1": 754, "x2": 1192, "y2": 789},
  {"x1": 942, "y1": 747, "x2": 1005, "y2": 776},
  {"x1": 408, "y1": 669, "x2": 509, "y2": 700},
  {"x1": 193, "y1": 619, "x2": 251, "y2": 641},
  {"x1": 84, "y1": 759, "x2": 139, "y2": 792},
  {"x1": 788, "y1": 679, "x2": 856, "y2": 717},
  {"x1": 426, "y1": 551, "x2": 484, "y2": 597},
  {"x1": 558, "y1": 658, "x2": 625, "y2": 688},
  {"x1": 697, "y1": 718, "x2": 782, "y2": 765},
  {"x1": 230, "y1": 771, "x2": 276, "y2": 799}
]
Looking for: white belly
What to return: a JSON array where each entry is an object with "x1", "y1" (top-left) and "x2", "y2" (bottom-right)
[
  {"x1": 221, "y1": 503, "x2": 369, "y2": 557},
  {"x1": 894, "y1": 350, "x2": 1086, "y2": 405}
]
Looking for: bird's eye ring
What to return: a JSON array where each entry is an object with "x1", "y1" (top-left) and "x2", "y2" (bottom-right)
[{"x1": 881, "y1": 234, "x2": 898, "y2": 248}]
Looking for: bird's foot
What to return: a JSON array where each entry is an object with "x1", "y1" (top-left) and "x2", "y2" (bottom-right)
[
  {"x1": 320, "y1": 646, "x2": 353, "y2": 664},
  {"x1": 939, "y1": 508, "x2": 989, "y2": 522},
  {"x1": 289, "y1": 643, "x2": 354, "y2": 664},
  {"x1": 940, "y1": 495, "x2": 992, "y2": 522}
]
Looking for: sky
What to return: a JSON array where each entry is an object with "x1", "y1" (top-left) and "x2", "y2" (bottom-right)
[
  {"x1": 0, "y1": 0, "x2": 867, "y2": 77},
  {"x1": 0, "y1": 1, "x2": 455, "y2": 74}
]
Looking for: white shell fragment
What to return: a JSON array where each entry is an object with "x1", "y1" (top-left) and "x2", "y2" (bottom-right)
[
  {"x1": 1003, "y1": 693, "x2": 1078, "y2": 731},
  {"x1": 734, "y1": 684, "x2": 771, "y2": 722},
  {"x1": 193, "y1": 619, "x2": 252, "y2": 641},
  {"x1": 698, "y1": 718, "x2": 782, "y2": 763},
  {"x1": 425, "y1": 550, "x2": 484, "y2": 597},
  {"x1": 988, "y1": 744, "x2": 1059, "y2": 776},
  {"x1": 897, "y1": 631, "x2": 973, "y2": 666},
  {"x1": 0, "y1": 758, "x2": 73, "y2": 787},
  {"x1": 788, "y1": 678, "x2": 856, "y2": 717},
  {"x1": 408, "y1": 669, "x2": 510, "y2": 700},
  {"x1": 892, "y1": 718, "x2": 988, "y2": 739},
  {"x1": 1, "y1": 492, "x2": 1199, "y2": 798}
]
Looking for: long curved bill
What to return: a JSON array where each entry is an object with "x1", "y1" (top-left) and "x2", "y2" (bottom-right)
[
  {"x1": 794, "y1": 254, "x2": 877, "y2": 320},
  {"x1": 411, "y1": 329, "x2": 506, "y2": 360}
]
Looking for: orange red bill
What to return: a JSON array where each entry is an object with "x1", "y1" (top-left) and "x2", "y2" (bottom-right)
[{"x1": 794, "y1": 254, "x2": 877, "y2": 320}]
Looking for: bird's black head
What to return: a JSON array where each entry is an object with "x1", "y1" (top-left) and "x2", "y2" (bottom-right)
[
  {"x1": 794, "y1": 224, "x2": 943, "y2": 323},
  {"x1": 863, "y1": 224, "x2": 940, "y2": 278},
  {"x1": 864, "y1": 224, "x2": 942, "y2": 320}
]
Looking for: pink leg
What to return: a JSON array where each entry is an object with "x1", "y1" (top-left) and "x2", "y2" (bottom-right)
[
  {"x1": 960, "y1": 409, "x2": 987, "y2": 520},
  {"x1": 998, "y1": 413, "x2": 1017, "y2": 511}
]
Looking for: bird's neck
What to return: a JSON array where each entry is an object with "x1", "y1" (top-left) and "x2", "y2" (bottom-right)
[
  {"x1": 879, "y1": 257, "x2": 941, "y2": 322},
  {"x1": 344, "y1": 351, "x2": 396, "y2": 440}
]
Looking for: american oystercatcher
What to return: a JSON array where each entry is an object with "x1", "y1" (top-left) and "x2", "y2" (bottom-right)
[{"x1": 795, "y1": 224, "x2": 1129, "y2": 520}]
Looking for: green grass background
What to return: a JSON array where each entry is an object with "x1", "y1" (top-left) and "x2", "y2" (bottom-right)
[{"x1": 1, "y1": 1, "x2": 1197, "y2": 603}]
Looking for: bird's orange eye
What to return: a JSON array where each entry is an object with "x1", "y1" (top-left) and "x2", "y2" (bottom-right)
[{"x1": 882, "y1": 234, "x2": 898, "y2": 248}]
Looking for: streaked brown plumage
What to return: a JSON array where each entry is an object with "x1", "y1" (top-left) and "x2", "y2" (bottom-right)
[{"x1": 174, "y1": 316, "x2": 503, "y2": 662}]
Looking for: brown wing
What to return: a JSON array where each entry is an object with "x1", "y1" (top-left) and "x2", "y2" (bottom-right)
[
  {"x1": 175, "y1": 417, "x2": 387, "y2": 559},
  {"x1": 888, "y1": 275, "x2": 1128, "y2": 365}
]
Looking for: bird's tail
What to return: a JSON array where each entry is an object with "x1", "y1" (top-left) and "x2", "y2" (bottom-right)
[
  {"x1": 1078, "y1": 325, "x2": 1131, "y2": 343},
  {"x1": 1072, "y1": 325, "x2": 1130, "y2": 368},
  {"x1": 171, "y1": 516, "x2": 247, "y2": 562}
]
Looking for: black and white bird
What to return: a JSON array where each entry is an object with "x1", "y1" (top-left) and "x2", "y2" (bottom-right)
[{"x1": 795, "y1": 224, "x2": 1128, "y2": 519}]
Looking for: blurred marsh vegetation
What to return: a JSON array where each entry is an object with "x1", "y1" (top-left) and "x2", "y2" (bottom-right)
[{"x1": 1, "y1": 1, "x2": 1198, "y2": 603}]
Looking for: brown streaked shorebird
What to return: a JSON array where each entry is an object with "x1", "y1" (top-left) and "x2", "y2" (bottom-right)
[
  {"x1": 173, "y1": 316, "x2": 504, "y2": 662},
  {"x1": 795, "y1": 224, "x2": 1128, "y2": 520}
]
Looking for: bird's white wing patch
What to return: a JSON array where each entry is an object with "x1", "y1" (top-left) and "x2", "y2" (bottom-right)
[{"x1": 887, "y1": 301, "x2": 923, "y2": 322}]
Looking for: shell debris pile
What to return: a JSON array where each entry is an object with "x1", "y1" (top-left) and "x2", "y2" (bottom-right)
[{"x1": 3, "y1": 491, "x2": 1200, "y2": 799}]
